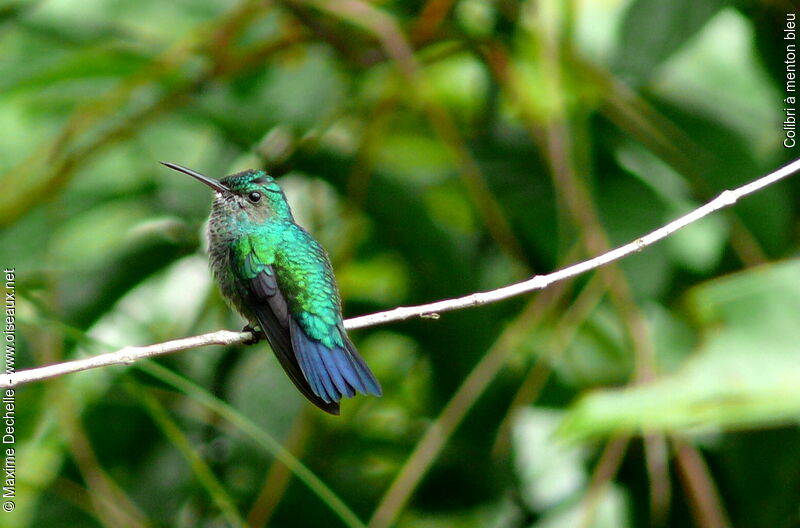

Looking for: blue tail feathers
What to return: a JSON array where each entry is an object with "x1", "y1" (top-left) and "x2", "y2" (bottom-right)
[{"x1": 289, "y1": 318, "x2": 382, "y2": 403}]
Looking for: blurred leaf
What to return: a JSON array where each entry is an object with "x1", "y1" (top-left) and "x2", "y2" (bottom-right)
[
  {"x1": 0, "y1": 44, "x2": 148, "y2": 94},
  {"x1": 651, "y1": 9, "x2": 778, "y2": 149},
  {"x1": 559, "y1": 260, "x2": 800, "y2": 440},
  {"x1": 423, "y1": 51, "x2": 488, "y2": 122},
  {"x1": 532, "y1": 486, "x2": 630, "y2": 528},
  {"x1": 337, "y1": 253, "x2": 409, "y2": 305},
  {"x1": 615, "y1": 0, "x2": 730, "y2": 83},
  {"x1": 513, "y1": 409, "x2": 587, "y2": 511}
]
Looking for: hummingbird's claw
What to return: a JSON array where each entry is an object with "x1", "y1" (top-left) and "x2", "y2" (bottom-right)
[{"x1": 242, "y1": 324, "x2": 265, "y2": 345}]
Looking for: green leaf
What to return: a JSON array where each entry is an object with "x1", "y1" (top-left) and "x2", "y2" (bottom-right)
[
  {"x1": 559, "y1": 260, "x2": 800, "y2": 441},
  {"x1": 615, "y1": 0, "x2": 729, "y2": 83}
]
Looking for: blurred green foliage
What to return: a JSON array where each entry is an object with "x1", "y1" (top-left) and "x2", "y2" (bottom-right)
[{"x1": 1, "y1": 0, "x2": 799, "y2": 527}]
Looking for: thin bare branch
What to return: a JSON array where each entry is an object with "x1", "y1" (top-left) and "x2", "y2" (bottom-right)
[
  {"x1": 2, "y1": 331, "x2": 247, "y2": 389},
  {"x1": 2, "y1": 158, "x2": 800, "y2": 390},
  {"x1": 674, "y1": 438, "x2": 732, "y2": 528}
]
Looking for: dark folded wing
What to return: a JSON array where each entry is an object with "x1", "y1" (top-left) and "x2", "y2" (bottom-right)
[{"x1": 239, "y1": 257, "x2": 340, "y2": 415}]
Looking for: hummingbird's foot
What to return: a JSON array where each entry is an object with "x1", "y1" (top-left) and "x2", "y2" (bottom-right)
[{"x1": 241, "y1": 324, "x2": 265, "y2": 345}]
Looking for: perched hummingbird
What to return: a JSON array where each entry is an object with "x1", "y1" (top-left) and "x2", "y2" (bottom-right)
[{"x1": 162, "y1": 162, "x2": 381, "y2": 415}]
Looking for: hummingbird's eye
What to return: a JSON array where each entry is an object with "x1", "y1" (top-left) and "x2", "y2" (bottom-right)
[{"x1": 247, "y1": 191, "x2": 262, "y2": 203}]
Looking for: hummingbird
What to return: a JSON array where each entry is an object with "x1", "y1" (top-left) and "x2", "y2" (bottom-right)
[{"x1": 162, "y1": 162, "x2": 382, "y2": 415}]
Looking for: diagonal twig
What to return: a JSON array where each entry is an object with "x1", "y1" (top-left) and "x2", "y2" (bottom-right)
[{"x1": 2, "y1": 158, "x2": 800, "y2": 390}]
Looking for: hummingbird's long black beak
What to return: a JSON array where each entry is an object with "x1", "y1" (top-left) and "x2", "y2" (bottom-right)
[{"x1": 161, "y1": 162, "x2": 229, "y2": 193}]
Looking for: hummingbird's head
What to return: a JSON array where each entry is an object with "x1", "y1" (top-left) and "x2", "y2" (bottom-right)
[{"x1": 162, "y1": 162, "x2": 293, "y2": 227}]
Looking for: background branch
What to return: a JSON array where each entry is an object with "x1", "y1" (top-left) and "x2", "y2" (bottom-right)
[{"x1": 3, "y1": 157, "x2": 799, "y2": 390}]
